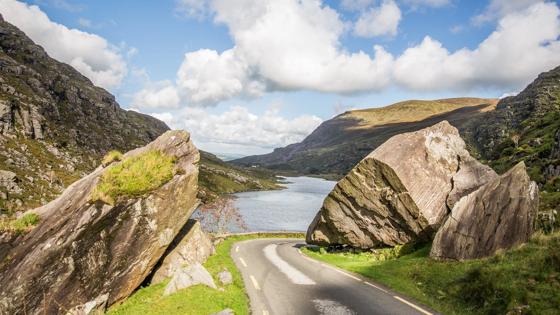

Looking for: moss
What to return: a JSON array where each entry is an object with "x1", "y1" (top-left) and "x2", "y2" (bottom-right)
[
  {"x1": 91, "y1": 150, "x2": 177, "y2": 205},
  {"x1": 0, "y1": 213, "x2": 40, "y2": 233},
  {"x1": 102, "y1": 150, "x2": 124, "y2": 166}
]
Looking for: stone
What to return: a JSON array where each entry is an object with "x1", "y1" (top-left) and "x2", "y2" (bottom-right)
[
  {"x1": 217, "y1": 269, "x2": 233, "y2": 285},
  {"x1": 0, "y1": 170, "x2": 22, "y2": 195},
  {"x1": 163, "y1": 263, "x2": 217, "y2": 296},
  {"x1": 430, "y1": 162, "x2": 539, "y2": 260},
  {"x1": 0, "y1": 131, "x2": 200, "y2": 314},
  {"x1": 150, "y1": 220, "x2": 214, "y2": 284},
  {"x1": 65, "y1": 294, "x2": 109, "y2": 315},
  {"x1": 211, "y1": 309, "x2": 235, "y2": 315},
  {"x1": 307, "y1": 121, "x2": 497, "y2": 249}
]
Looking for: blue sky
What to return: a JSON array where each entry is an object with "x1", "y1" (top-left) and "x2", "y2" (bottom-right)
[{"x1": 2, "y1": 0, "x2": 560, "y2": 155}]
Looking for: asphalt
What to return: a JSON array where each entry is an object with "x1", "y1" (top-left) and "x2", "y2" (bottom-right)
[{"x1": 231, "y1": 238, "x2": 436, "y2": 315}]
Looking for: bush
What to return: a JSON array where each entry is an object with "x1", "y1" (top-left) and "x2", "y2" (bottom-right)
[
  {"x1": 0, "y1": 213, "x2": 40, "y2": 233},
  {"x1": 102, "y1": 150, "x2": 123, "y2": 166},
  {"x1": 91, "y1": 150, "x2": 177, "y2": 205}
]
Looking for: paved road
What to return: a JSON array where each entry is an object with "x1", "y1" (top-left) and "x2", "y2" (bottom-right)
[{"x1": 231, "y1": 238, "x2": 435, "y2": 315}]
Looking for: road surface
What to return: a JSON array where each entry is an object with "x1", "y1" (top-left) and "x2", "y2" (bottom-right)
[{"x1": 231, "y1": 238, "x2": 435, "y2": 315}]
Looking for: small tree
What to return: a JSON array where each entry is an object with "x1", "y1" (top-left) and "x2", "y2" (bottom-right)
[{"x1": 195, "y1": 197, "x2": 247, "y2": 235}]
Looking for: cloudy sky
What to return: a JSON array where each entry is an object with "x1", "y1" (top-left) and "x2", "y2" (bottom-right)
[{"x1": 2, "y1": 0, "x2": 560, "y2": 156}]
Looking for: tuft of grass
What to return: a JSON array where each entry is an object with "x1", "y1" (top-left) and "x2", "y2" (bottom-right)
[
  {"x1": 91, "y1": 150, "x2": 177, "y2": 205},
  {"x1": 303, "y1": 232, "x2": 560, "y2": 315},
  {"x1": 0, "y1": 213, "x2": 40, "y2": 234},
  {"x1": 108, "y1": 233, "x2": 303, "y2": 315},
  {"x1": 102, "y1": 150, "x2": 124, "y2": 166}
]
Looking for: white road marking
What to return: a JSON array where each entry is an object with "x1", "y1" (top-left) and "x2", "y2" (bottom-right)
[
  {"x1": 393, "y1": 296, "x2": 432, "y2": 315},
  {"x1": 239, "y1": 257, "x2": 248, "y2": 267},
  {"x1": 365, "y1": 281, "x2": 388, "y2": 293},
  {"x1": 250, "y1": 275, "x2": 261, "y2": 290},
  {"x1": 264, "y1": 244, "x2": 316, "y2": 285},
  {"x1": 328, "y1": 266, "x2": 362, "y2": 282},
  {"x1": 235, "y1": 246, "x2": 239, "y2": 252},
  {"x1": 312, "y1": 299, "x2": 356, "y2": 315}
]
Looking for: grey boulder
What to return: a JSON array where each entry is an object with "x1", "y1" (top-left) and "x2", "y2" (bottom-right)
[
  {"x1": 164, "y1": 263, "x2": 217, "y2": 296},
  {"x1": 430, "y1": 162, "x2": 539, "y2": 260}
]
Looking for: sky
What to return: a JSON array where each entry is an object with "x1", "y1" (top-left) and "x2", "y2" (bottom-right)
[{"x1": 1, "y1": 0, "x2": 560, "y2": 156}]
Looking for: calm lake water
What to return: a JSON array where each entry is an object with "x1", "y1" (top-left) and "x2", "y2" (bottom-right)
[{"x1": 232, "y1": 176, "x2": 337, "y2": 232}]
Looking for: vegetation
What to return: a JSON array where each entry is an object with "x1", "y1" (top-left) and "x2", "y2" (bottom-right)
[
  {"x1": 303, "y1": 232, "x2": 560, "y2": 315},
  {"x1": 102, "y1": 150, "x2": 123, "y2": 166},
  {"x1": 107, "y1": 233, "x2": 303, "y2": 315},
  {"x1": 199, "y1": 151, "x2": 281, "y2": 203},
  {"x1": 91, "y1": 150, "x2": 177, "y2": 205},
  {"x1": 0, "y1": 213, "x2": 40, "y2": 233}
]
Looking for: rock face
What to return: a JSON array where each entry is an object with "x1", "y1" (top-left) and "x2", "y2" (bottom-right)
[
  {"x1": 0, "y1": 130, "x2": 199, "y2": 314},
  {"x1": 0, "y1": 15, "x2": 169, "y2": 213},
  {"x1": 150, "y1": 219, "x2": 214, "y2": 284},
  {"x1": 307, "y1": 121, "x2": 497, "y2": 249},
  {"x1": 430, "y1": 162, "x2": 539, "y2": 260}
]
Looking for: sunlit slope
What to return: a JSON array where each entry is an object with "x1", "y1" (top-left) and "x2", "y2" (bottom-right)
[{"x1": 232, "y1": 98, "x2": 497, "y2": 178}]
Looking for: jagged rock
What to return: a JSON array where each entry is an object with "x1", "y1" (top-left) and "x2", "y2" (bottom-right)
[
  {"x1": 163, "y1": 263, "x2": 217, "y2": 296},
  {"x1": 150, "y1": 219, "x2": 214, "y2": 284},
  {"x1": 0, "y1": 169, "x2": 21, "y2": 195},
  {"x1": 0, "y1": 130, "x2": 200, "y2": 314},
  {"x1": 217, "y1": 269, "x2": 233, "y2": 285},
  {"x1": 65, "y1": 294, "x2": 108, "y2": 315},
  {"x1": 430, "y1": 162, "x2": 539, "y2": 260},
  {"x1": 307, "y1": 121, "x2": 496, "y2": 249}
]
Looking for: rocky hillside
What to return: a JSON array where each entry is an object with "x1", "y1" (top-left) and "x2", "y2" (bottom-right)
[
  {"x1": 233, "y1": 98, "x2": 497, "y2": 178},
  {"x1": 463, "y1": 65, "x2": 560, "y2": 214},
  {"x1": 0, "y1": 14, "x2": 168, "y2": 213},
  {"x1": 0, "y1": 16, "x2": 279, "y2": 215}
]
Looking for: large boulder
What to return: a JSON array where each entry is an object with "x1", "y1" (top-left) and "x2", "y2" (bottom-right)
[
  {"x1": 430, "y1": 162, "x2": 539, "y2": 260},
  {"x1": 163, "y1": 263, "x2": 217, "y2": 296},
  {"x1": 307, "y1": 121, "x2": 497, "y2": 248},
  {"x1": 0, "y1": 130, "x2": 199, "y2": 314},
  {"x1": 150, "y1": 219, "x2": 215, "y2": 284}
]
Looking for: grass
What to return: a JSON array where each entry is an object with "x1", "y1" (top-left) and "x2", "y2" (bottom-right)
[
  {"x1": 302, "y1": 232, "x2": 560, "y2": 315},
  {"x1": 102, "y1": 150, "x2": 124, "y2": 166},
  {"x1": 107, "y1": 233, "x2": 303, "y2": 315},
  {"x1": 0, "y1": 213, "x2": 40, "y2": 233},
  {"x1": 91, "y1": 150, "x2": 176, "y2": 205}
]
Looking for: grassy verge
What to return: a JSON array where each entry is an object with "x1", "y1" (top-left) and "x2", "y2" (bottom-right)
[
  {"x1": 302, "y1": 232, "x2": 560, "y2": 315},
  {"x1": 108, "y1": 233, "x2": 303, "y2": 315}
]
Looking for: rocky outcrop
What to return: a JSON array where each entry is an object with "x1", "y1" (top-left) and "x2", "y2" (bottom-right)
[
  {"x1": 150, "y1": 219, "x2": 214, "y2": 284},
  {"x1": 307, "y1": 121, "x2": 497, "y2": 249},
  {"x1": 430, "y1": 162, "x2": 539, "y2": 260},
  {"x1": 0, "y1": 130, "x2": 199, "y2": 314}
]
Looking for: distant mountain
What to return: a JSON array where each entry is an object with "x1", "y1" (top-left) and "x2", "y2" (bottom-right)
[{"x1": 233, "y1": 98, "x2": 497, "y2": 178}]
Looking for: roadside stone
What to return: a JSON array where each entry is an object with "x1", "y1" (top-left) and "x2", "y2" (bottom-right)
[
  {"x1": 217, "y1": 269, "x2": 233, "y2": 285},
  {"x1": 211, "y1": 309, "x2": 235, "y2": 315},
  {"x1": 163, "y1": 263, "x2": 217, "y2": 296},
  {"x1": 65, "y1": 294, "x2": 109, "y2": 315}
]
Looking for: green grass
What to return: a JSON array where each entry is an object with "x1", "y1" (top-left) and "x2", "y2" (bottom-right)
[
  {"x1": 302, "y1": 232, "x2": 560, "y2": 315},
  {"x1": 102, "y1": 150, "x2": 124, "y2": 166},
  {"x1": 108, "y1": 233, "x2": 303, "y2": 315},
  {"x1": 91, "y1": 150, "x2": 176, "y2": 205},
  {"x1": 0, "y1": 213, "x2": 40, "y2": 233}
]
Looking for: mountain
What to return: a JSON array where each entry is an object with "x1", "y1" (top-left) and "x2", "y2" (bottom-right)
[
  {"x1": 464, "y1": 65, "x2": 560, "y2": 213},
  {"x1": 233, "y1": 98, "x2": 497, "y2": 178},
  {"x1": 0, "y1": 15, "x2": 277, "y2": 215}
]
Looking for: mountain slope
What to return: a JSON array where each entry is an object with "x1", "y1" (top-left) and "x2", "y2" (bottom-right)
[
  {"x1": 464, "y1": 65, "x2": 560, "y2": 214},
  {"x1": 233, "y1": 98, "x2": 497, "y2": 178}
]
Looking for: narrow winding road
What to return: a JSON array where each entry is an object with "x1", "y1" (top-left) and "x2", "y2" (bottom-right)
[{"x1": 231, "y1": 238, "x2": 435, "y2": 315}]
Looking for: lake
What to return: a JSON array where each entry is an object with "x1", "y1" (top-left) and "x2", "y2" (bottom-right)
[{"x1": 232, "y1": 176, "x2": 337, "y2": 232}]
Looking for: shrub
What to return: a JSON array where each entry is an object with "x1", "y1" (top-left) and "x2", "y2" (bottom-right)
[
  {"x1": 91, "y1": 150, "x2": 177, "y2": 205},
  {"x1": 102, "y1": 150, "x2": 123, "y2": 166},
  {"x1": 0, "y1": 213, "x2": 40, "y2": 234}
]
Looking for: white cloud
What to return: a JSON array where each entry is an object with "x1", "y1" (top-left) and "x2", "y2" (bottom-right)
[
  {"x1": 354, "y1": 0, "x2": 402, "y2": 37},
  {"x1": 0, "y1": 0, "x2": 127, "y2": 90},
  {"x1": 473, "y1": 0, "x2": 541, "y2": 24},
  {"x1": 394, "y1": 2, "x2": 560, "y2": 91},
  {"x1": 132, "y1": 81, "x2": 181, "y2": 109},
  {"x1": 340, "y1": 0, "x2": 375, "y2": 11},
  {"x1": 403, "y1": 0, "x2": 451, "y2": 8},
  {"x1": 175, "y1": 0, "x2": 210, "y2": 19},
  {"x1": 152, "y1": 105, "x2": 323, "y2": 151}
]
